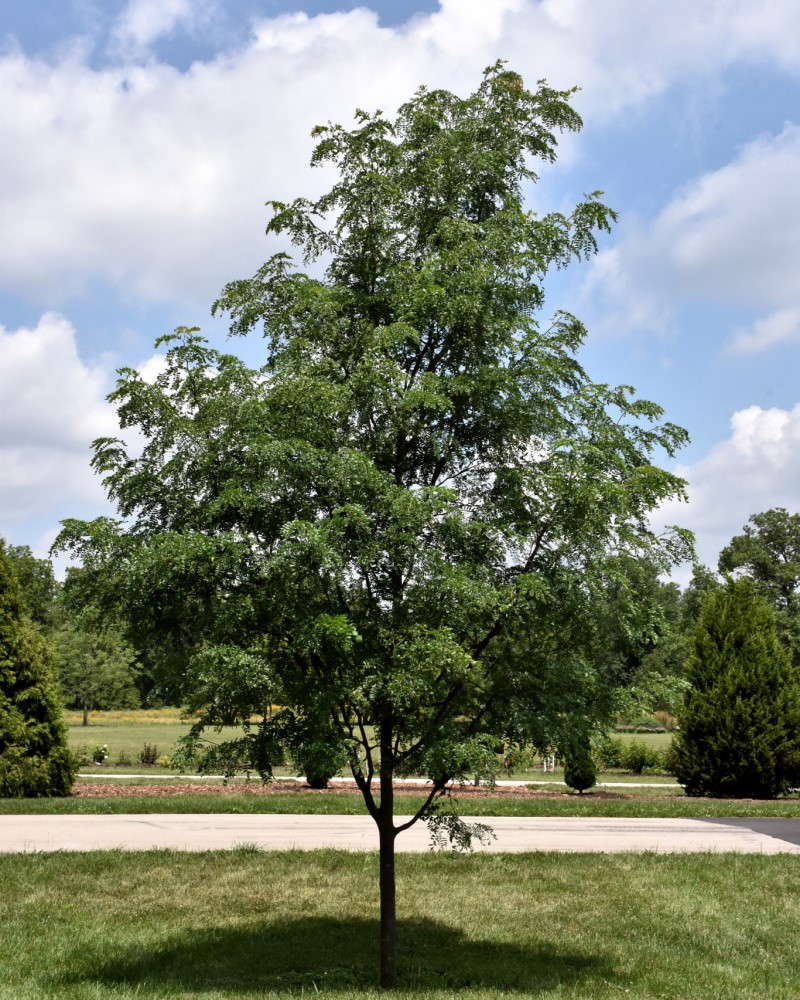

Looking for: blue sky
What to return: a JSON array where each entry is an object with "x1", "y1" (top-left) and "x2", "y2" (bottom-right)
[{"x1": 2, "y1": 0, "x2": 800, "y2": 580}]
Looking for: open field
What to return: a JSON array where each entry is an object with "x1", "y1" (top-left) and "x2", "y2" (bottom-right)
[
  {"x1": 1, "y1": 849, "x2": 798, "y2": 998},
  {"x1": 66, "y1": 710, "x2": 677, "y2": 780}
]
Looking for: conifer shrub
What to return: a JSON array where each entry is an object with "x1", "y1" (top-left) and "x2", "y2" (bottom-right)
[
  {"x1": 0, "y1": 541, "x2": 77, "y2": 797},
  {"x1": 675, "y1": 578, "x2": 800, "y2": 798},
  {"x1": 564, "y1": 745, "x2": 597, "y2": 793}
]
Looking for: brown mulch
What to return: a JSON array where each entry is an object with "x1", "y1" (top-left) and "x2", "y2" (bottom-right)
[{"x1": 72, "y1": 780, "x2": 634, "y2": 800}]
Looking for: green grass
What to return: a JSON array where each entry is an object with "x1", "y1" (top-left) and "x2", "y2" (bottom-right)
[
  {"x1": 67, "y1": 711, "x2": 678, "y2": 781},
  {"x1": 615, "y1": 730, "x2": 674, "y2": 750},
  {"x1": 1, "y1": 849, "x2": 798, "y2": 998},
  {"x1": 3, "y1": 789, "x2": 800, "y2": 817}
]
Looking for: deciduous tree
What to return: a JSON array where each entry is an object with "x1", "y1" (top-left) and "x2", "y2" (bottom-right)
[
  {"x1": 719, "y1": 508, "x2": 800, "y2": 664},
  {"x1": 56, "y1": 64, "x2": 690, "y2": 987}
]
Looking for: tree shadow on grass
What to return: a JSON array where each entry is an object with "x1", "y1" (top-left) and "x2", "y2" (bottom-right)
[{"x1": 56, "y1": 915, "x2": 610, "y2": 994}]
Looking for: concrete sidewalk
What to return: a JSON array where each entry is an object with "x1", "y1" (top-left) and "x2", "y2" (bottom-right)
[{"x1": 2, "y1": 814, "x2": 799, "y2": 854}]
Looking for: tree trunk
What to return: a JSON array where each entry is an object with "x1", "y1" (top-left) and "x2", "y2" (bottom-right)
[
  {"x1": 82, "y1": 700, "x2": 88, "y2": 727},
  {"x1": 378, "y1": 715, "x2": 397, "y2": 989}
]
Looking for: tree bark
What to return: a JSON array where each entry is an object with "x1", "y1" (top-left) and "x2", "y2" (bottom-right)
[
  {"x1": 82, "y1": 700, "x2": 89, "y2": 727},
  {"x1": 378, "y1": 714, "x2": 397, "y2": 989}
]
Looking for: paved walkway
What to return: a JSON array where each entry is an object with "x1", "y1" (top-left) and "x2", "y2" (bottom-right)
[{"x1": 2, "y1": 814, "x2": 799, "y2": 854}]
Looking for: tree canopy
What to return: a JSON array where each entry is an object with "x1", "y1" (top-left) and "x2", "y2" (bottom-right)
[{"x1": 56, "y1": 64, "x2": 691, "y2": 987}]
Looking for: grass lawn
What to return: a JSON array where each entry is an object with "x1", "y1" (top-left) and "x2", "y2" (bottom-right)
[
  {"x1": 3, "y1": 786, "x2": 800, "y2": 817},
  {"x1": 1, "y1": 849, "x2": 798, "y2": 999},
  {"x1": 66, "y1": 710, "x2": 678, "y2": 781}
]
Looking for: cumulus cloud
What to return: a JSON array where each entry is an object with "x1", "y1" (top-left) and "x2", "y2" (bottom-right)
[
  {"x1": 657, "y1": 403, "x2": 800, "y2": 573},
  {"x1": 583, "y1": 124, "x2": 800, "y2": 340},
  {"x1": 2, "y1": 1, "x2": 800, "y2": 309},
  {"x1": 0, "y1": 314, "x2": 116, "y2": 536}
]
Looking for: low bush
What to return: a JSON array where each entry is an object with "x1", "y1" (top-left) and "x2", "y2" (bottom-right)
[
  {"x1": 138, "y1": 743, "x2": 159, "y2": 766},
  {"x1": 592, "y1": 735, "x2": 676, "y2": 775}
]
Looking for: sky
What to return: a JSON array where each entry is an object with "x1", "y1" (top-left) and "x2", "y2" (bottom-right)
[{"x1": 1, "y1": 0, "x2": 800, "y2": 582}]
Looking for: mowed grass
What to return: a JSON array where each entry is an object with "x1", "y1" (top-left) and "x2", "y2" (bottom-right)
[
  {"x1": 66, "y1": 710, "x2": 678, "y2": 781},
  {"x1": 3, "y1": 788, "x2": 800, "y2": 817},
  {"x1": 0, "y1": 849, "x2": 798, "y2": 999},
  {"x1": 66, "y1": 709, "x2": 245, "y2": 772}
]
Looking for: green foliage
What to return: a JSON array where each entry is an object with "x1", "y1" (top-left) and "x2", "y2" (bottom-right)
[
  {"x1": 138, "y1": 742, "x2": 159, "y2": 766},
  {"x1": 719, "y1": 508, "x2": 800, "y2": 664},
  {"x1": 0, "y1": 540, "x2": 76, "y2": 797},
  {"x1": 618, "y1": 739, "x2": 666, "y2": 775},
  {"x1": 675, "y1": 578, "x2": 800, "y2": 798},
  {"x1": 592, "y1": 734, "x2": 673, "y2": 774},
  {"x1": 54, "y1": 65, "x2": 692, "y2": 985},
  {"x1": 5, "y1": 544, "x2": 57, "y2": 627},
  {"x1": 53, "y1": 619, "x2": 140, "y2": 721},
  {"x1": 563, "y1": 736, "x2": 596, "y2": 793}
]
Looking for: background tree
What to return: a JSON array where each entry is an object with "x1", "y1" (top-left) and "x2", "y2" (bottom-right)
[
  {"x1": 53, "y1": 618, "x2": 140, "y2": 725},
  {"x1": 56, "y1": 65, "x2": 691, "y2": 987},
  {"x1": 0, "y1": 541, "x2": 76, "y2": 797},
  {"x1": 5, "y1": 544, "x2": 57, "y2": 627},
  {"x1": 593, "y1": 555, "x2": 687, "y2": 724},
  {"x1": 674, "y1": 578, "x2": 800, "y2": 798},
  {"x1": 719, "y1": 508, "x2": 800, "y2": 664}
]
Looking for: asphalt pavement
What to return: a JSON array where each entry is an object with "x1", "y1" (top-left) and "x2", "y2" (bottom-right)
[{"x1": 2, "y1": 814, "x2": 800, "y2": 854}]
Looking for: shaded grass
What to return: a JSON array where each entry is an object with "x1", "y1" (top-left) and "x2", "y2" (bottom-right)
[
  {"x1": 1, "y1": 849, "x2": 798, "y2": 998},
  {"x1": 3, "y1": 789, "x2": 800, "y2": 817}
]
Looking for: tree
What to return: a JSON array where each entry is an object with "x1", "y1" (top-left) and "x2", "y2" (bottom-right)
[
  {"x1": 719, "y1": 508, "x2": 800, "y2": 664},
  {"x1": 56, "y1": 65, "x2": 691, "y2": 987},
  {"x1": 53, "y1": 619, "x2": 140, "y2": 725},
  {"x1": 563, "y1": 733, "x2": 597, "y2": 794},
  {"x1": 593, "y1": 555, "x2": 687, "y2": 723},
  {"x1": 5, "y1": 544, "x2": 57, "y2": 627},
  {"x1": 674, "y1": 578, "x2": 800, "y2": 798},
  {"x1": 0, "y1": 541, "x2": 76, "y2": 797}
]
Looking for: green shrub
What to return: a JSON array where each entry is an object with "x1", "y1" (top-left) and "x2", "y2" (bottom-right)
[
  {"x1": 114, "y1": 750, "x2": 132, "y2": 766},
  {"x1": 619, "y1": 740, "x2": 664, "y2": 775},
  {"x1": 593, "y1": 735, "x2": 625, "y2": 770},
  {"x1": 138, "y1": 742, "x2": 159, "y2": 766},
  {"x1": 564, "y1": 743, "x2": 597, "y2": 793},
  {"x1": 675, "y1": 579, "x2": 800, "y2": 798},
  {"x1": 0, "y1": 541, "x2": 77, "y2": 797}
]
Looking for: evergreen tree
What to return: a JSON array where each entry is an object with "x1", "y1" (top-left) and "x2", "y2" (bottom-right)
[
  {"x1": 563, "y1": 734, "x2": 597, "y2": 794},
  {"x1": 675, "y1": 578, "x2": 800, "y2": 798},
  {"x1": 0, "y1": 541, "x2": 76, "y2": 797}
]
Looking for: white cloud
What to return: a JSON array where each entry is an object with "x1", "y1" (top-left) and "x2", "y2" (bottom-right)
[
  {"x1": 0, "y1": 313, "x2": 117, "y2": 534},
  {"x1": 110, "y1": 0, "x2": 216, "y2": 56},
  {"x1": 653, "y1": 125, "x2": 800, "y2": 308},
  {"x1": 582, "y1": 123, "x2": 800, "y2": 343},
  {"x1": 2, "y1": 1, "x2": 800, "y2": 310},
  {"x1": 657, "y1": 403, "x2": 800, "y2": 573},
  {"x1": 727, "y1": 307, "x2": 800, "y2": 354}
]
